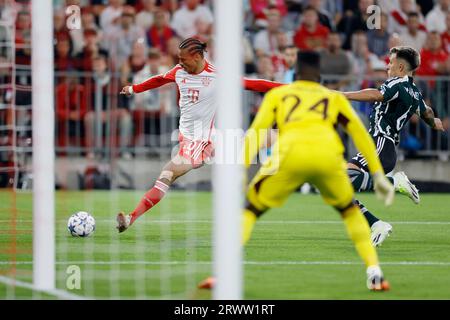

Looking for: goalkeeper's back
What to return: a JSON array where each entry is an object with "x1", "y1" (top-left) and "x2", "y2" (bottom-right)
[{"x1": 244, "y1": 51, "x2": 383, "y2": 176}]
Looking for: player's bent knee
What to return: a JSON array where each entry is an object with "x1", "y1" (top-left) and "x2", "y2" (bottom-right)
[
  {"x1": 159, "y1": 170, "x2": 174, "y2": 182},
  {"x1": 335, "y1": 200, "x2": 357, "y2": 215},
  {"x1": 245, "y1": 200, "x2": 268, "y2": 217}
]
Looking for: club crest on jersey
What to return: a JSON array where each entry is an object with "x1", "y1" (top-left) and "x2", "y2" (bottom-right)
[{"x1": 202, "y1": 77, "x2": 212, "y2": 87}]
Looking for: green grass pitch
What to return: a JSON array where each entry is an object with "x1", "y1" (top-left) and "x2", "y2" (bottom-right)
[{"x1": 1, "y1": 190, "x2": 450, "y2": 299}]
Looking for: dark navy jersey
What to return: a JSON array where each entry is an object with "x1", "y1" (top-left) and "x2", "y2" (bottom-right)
[{"x1": 369, "y1": 76, "x2": 427, "y2": 145}]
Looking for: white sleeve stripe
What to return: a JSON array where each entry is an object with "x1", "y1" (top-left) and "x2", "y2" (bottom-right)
[{"x1": 386, "y1": 77, "x2": 408, "y2": 88}]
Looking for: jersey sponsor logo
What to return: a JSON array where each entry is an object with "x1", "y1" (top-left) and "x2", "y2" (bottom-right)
[{"x1": 201, "y1": 76, "x2": 212, "y2": 87}]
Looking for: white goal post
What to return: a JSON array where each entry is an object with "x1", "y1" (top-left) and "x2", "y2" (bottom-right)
[
  {"x1": 213, "y1": 0, "x2": 244, "y2": 299},
  {"x1": 32, "y1": 0, "x2": 55, "y2": 291}
]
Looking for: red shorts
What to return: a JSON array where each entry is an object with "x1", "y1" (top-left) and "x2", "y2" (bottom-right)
[{"x1": 178, "y1": 134, "x2": 214, "y2": 167}]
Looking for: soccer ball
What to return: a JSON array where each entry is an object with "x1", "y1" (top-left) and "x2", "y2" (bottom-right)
[{"x1": 67, "y1": 211, "x2": 96, "y2": 237}]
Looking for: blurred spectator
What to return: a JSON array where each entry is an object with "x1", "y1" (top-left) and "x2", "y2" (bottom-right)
[
  {"x1": 367, "y1": 12, "x2": 390, "y2": 57},
  {"x1": 356, "y1": 59, "x2": 387, "y2": 120},
  {"x1": 320, "y1": 32, "x2": 352, "y2": 89},
  {"x1": 278, "y1": 45, "x2": 298, "y2": 83},
  {"x1": 308, "y1": 0, "x2": 333, "y2": 30},
  {"x1": 253, "y1": 8, "x2": 285, "y2": 57},
  {"x1": 75, "y1": 28, "x2": 109, "y2": 71},
  {"x1": 161, "y1": 35, "x2": 181, "y2": 67},
  {"x1": 102, "y1": 5, "x2": 145, "y2": 70},
  {"x1": 135, "y1": 0, "x2": 156, "y2": 31},
  {"x1": 250, "y1": 0, "x2": 288, "y2": 28},
  {"x1": 256, "y1": 54, "x2": 276, "y2": 81},
  {"x1": 390, "y1": 0, "x2": 425, "y2": 34},
  {"x1": 120, "y1": 39, "x2": 148, "y2": 86},
  {"x1": 55, "y1": 34, "x2": 77, "y2": 71},
  {"x1": 243, "y1": 35, "x2": 256, "y2": 74},
  {"x1": 348, "y1": 31, "x2": 379, "y2": 86},
  {"x1": 321, "y1": 0, "x2": 344, "y2": 27},
  {"x1": 84, "y1": 55, "x2": 132, "y2": 158},
  {"x1": 159, "y1": 0, "x2": 180, "y2": 15},
  {"x1": 400, "y1": 12, "x2": 427, "y2": 52},
  {"x1": 125, "y1": 48, "x2": 171, "y2": 147},
  {"x1": 171, "y1": 0, "x2": 213, "y2": 39},
  {"x1": 146, "y1": 9, "x2": 177, "y2": 54},
  {"x1": 15, "y1": 10, "x2": 31, "y2": 47},
  {"x1": 194, "y1": 16, "x2": 213, "y2": 43},
  {"x1": 441, "y1": 11, "x2": 450, "y2": 52},
  {"x1": 81, "y1": 6, "x2": 102, "y2": 35},
  {"x1": 293, "y1": 6, "x2": 329, "y2": 51},
  {"x1": 378, "y1": 0, "x2": 400, "y2": 14},
  {"x1": 100, "y1": 0, "x2": 124, "y2": 31},
  {"x1": 0, "y1": 0, "x2": 15, "y2": 26},
  {"x1": 425, "y1": 0, "x2": 450, "y2": 33},
  {"x1": 417, "y1": 31, "x2": 450, "y2": 76},
  {"x1": 56, "y1": 78, "x2": 88, "y2": 149},
  {"x1": 380, "y1": 33, "x2": 404, "y2": 64},
  {"x1": 337, "y1": 0, "x2": 373, "y2": 50}
]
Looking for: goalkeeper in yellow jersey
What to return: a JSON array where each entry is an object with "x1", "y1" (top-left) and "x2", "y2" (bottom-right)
[{"x1": 200, "y1": 51, "x2": 395, "y2": 291}]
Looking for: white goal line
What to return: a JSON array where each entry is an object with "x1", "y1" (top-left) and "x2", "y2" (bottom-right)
[
  {"x1": 2, "y1": 219, "x2": 450, "y2": 225},
  {"x1": 0, "y1": 275, "x2": 90, "y2": 300},
  {"x1": 1, "y1": 260, "x2": 450, "y2": 266}
]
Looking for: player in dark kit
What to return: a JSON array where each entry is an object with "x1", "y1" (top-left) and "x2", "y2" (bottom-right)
[{"x1": 341, "y1": 46, "x2": 445, "y2": 246}]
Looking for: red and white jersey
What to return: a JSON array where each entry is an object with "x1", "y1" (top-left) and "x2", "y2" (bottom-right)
[
  {"x1": 133, "y1": 61, "x2": 283, "y2": 141},
  {"x1": 133, "y1": 61, "x2": 217, "y2": 141}
]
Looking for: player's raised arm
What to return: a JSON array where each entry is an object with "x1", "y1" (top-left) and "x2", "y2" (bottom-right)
[
  {"x1": 335, "y1": 93, "x2": 394, "y2": 205},
  {"x1": 120, "y1": 65, "x2": 181, "y2": 96},
  {"x1": 243, "y1": 89, "x2": 278, "y2": 168},
  {"x1": 243, "y1": 77, "x2": 284, "y2": 93}
]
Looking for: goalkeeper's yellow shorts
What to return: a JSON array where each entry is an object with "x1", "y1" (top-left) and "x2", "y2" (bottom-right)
[{"x1": 247, "y1": 141, "x2": 354, "y2": 211}]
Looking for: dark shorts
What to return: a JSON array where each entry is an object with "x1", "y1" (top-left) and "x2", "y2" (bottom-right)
[{"x1": 349, "y1": 135, "x2": 397, "y2": 174}]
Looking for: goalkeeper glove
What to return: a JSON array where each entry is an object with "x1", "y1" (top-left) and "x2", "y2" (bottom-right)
[{"x1": 373, "y1": 171, "x2": 395, "y2": 206}]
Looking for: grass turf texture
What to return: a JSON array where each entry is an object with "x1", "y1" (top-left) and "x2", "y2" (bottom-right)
[{"x1": 0, "y1": 190, "x2": 450, "y2": 299}]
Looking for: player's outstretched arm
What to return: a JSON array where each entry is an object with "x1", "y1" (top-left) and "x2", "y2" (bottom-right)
[
  {"x1": 342, "y1": 89, "x2": 384, "y2": 102},
  {"x1": 243, "y1": 78, "x2": 283, "y2": 93},
  {"x1": 120, "y1": 66, "x2": 180, "y2": 96},
  {"x1": 420, "y1": 106, "x2": 445, "y2": 131}
]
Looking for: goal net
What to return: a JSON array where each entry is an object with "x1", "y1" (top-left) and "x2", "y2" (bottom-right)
[{"x1": 0, "y1": 0, "x2": 242, "y2": 300}]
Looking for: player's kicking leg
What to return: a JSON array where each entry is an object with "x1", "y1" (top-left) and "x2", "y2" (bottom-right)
[
  {"x1": 116, "y1": 155, "x2": 198, "y2": 233},
  {"x1": 348, "y1": 162, "x2": 420, "y2": 246}
]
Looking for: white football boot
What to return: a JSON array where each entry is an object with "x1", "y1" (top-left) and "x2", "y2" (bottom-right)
[
  {"x1": 393, "y1": 171, "x2": 420, "y2": 204},
  {"x1": 366, "y1": 265, "x2": 390, "y2": 291},
  {"x1": 116, "y1": 212, "x2": 132, "y2": 233},
  {"x1": 371, "y1": 220, "x2": 393, "y2": 247}
]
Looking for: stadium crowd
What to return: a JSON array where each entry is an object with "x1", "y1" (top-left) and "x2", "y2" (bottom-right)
[{"x1": 0, "y1": 0, "x2": 449, "y2": 156}]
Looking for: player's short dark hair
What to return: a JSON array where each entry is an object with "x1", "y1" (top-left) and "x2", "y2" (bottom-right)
[
  {"x1": 179, "y1": 38, "x2": 208, "y2": 57},
  {"x1": 296, "y1": 51, "x2": 321, "y2": 81},
  {"x1": 297, "y1": 51, "x2": 320, "y2": 70},
  {"x1": 390, "y1": 46, "x2": 420, "y2": 71}
]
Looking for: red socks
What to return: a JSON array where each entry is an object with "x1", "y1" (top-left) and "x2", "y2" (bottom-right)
[{"x1": 130, "y1": 180, "x2": 170, "y2": 225}]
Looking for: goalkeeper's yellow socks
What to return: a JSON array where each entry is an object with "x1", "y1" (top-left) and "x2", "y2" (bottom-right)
[
  {"x1": 242, "y1": 209, "x2": 258, "y2": 245},
  {"x1": 342, "y1": 204, "x2": 379, "y2": 268}
]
